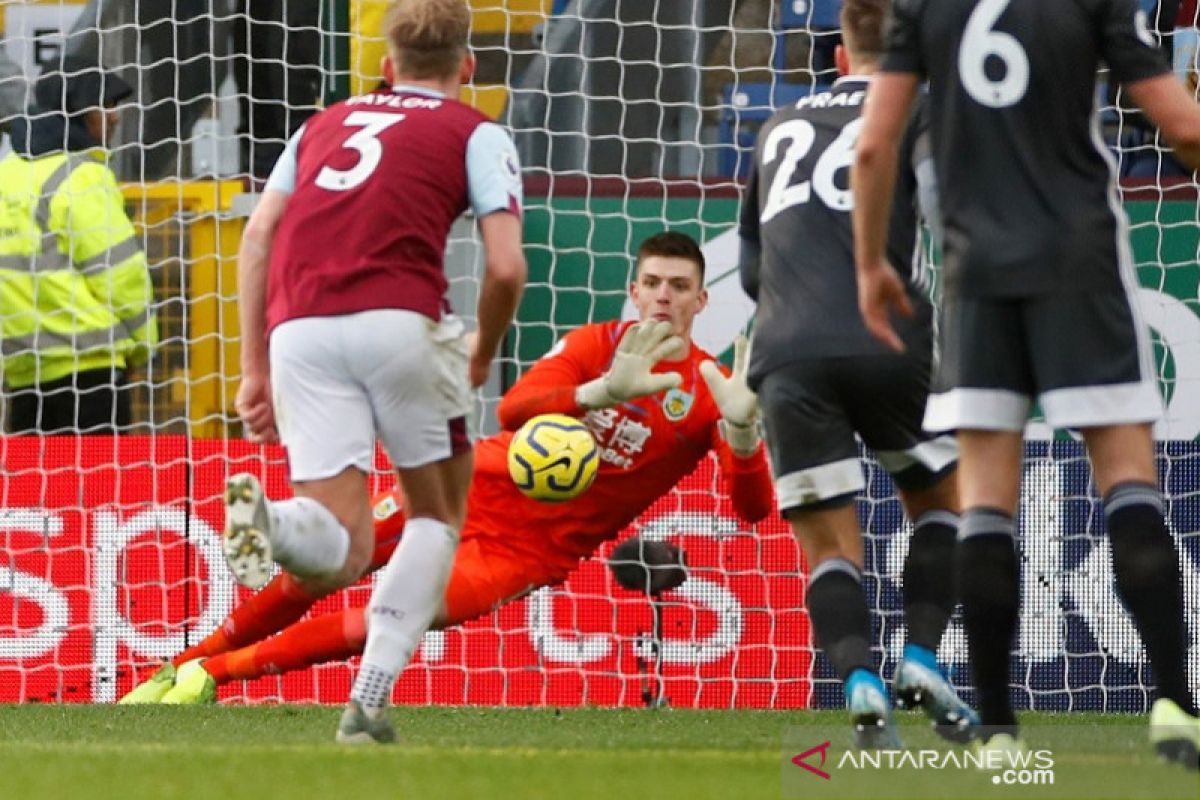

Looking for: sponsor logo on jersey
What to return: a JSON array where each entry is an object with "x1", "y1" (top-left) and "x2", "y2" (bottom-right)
[{"x1": 662, "y1": 388, "x2": 694, "y2": 421}]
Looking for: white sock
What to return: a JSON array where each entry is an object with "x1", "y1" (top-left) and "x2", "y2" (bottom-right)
[
  {"x1": 266, "y1": 497, "x2": 350, "y2": 577},
  {"x1": 350, "y1": 517, "x2": 459, "y2": 711}
]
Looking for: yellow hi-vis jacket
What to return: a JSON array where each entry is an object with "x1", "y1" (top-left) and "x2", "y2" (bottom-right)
[{"x1": 0, "y1": 150, "x2": 157, "y2": 389}]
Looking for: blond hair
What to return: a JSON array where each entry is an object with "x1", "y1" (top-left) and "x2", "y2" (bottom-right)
[
  {"x1": 840, "y1": 0, "x2": 889, "y2": 63},
  {"x1": 385, "y1": 0, "x2": 472, "y2": 80}
]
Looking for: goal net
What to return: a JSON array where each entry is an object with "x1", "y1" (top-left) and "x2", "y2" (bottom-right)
[{"x1": 0, "y1": 0, "x2": 1196, "y2": 712}]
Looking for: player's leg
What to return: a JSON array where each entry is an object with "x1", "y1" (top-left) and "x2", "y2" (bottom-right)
[
  {"x1": 160, "y1": 608, "x2": 369, "y2": 703},
  {"x1": 841, "y1": 351, "x2": 976, "y2": 740},
  {"x1": 895, "y1": 478, "x2": 958, "y2": 658},
  {"x1": 1085, "y1": 424, "x2": 1198, "y2": 717},
  {"x1": 925, "y1": 293, "x2": 1033, "y2": 750},
  {"x1": 164, "y1": 536, "x2": 541, "y2": 701},
  {"x1": 758, "y1": 364, "x2": 898, "y2": 749},
  {"x1": 178, "y1": 487, "x2": 403, "y2": 668},
  {"x1": 118, "y1": 571, "x2": 324, "y2": 703},
  {"x1": 284, "y1": 468, "x2": 375, "y2": 590},
  {"x1": 1032, "y1": 287, "x2": 1197, "y2": 768},
  {"x1": 339, "y1": 310, "x2": 473, "y2": 744},
  {"x1": 176, "y1": 573, "x2": 324, "y2": 664},
  {"x1": 340, "y1": 452, "x2": 469, "y2": 743},
  {"x1": 121, "y1": 490, "x2": 407, "y2": 704},
  {"x1": 223, "y1": 316, "x2": 379, "y2": 591},
  {"x1": 954, "y1": 428, "x2": 1024, "y2": 743},
  {"x1": 893, "y1": 474, "x2": 980, "y2": 742},
  {"x1": 790, "y1": 504, "x2": 900, "y2": 749},
  {"x1": 168, "y1": 468, "x2": 383, "y2": 705},
  {"x1": 1084, "y1": 423, "x2": 1194, "y2": 710}
]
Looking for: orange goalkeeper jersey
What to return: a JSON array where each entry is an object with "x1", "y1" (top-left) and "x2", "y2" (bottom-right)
[{"x1": 460, "y1": 320, "x2": 775, "y2": 577}]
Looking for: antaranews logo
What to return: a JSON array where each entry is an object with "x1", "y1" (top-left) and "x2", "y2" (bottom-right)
[
  {"x1": 790, "y1": 742, "x2": 1055, "y2": 778},
  {"x1": 833, "y1": 747, "x2": 1055, "y2": 785},
  {"x1": 784, "y1": 724, "x2": 1198, "y2": 800},
  {"x1": 791, "y1": 740, "x2": 832, "y2": 780},
  {"x1": 783, "y1": 730, "x2": 1057, "y2": 799}
]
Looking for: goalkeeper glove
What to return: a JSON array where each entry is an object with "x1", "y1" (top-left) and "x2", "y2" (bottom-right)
[
  {"x1": 575, "y1": 320, "x2": 684, "y2": 409},
  {"x1": 698, "y1": 334, "x2": 760, "y2": 456},
  {"x1": 609, "y1": 536, "x2": 688, "y2": 595}
]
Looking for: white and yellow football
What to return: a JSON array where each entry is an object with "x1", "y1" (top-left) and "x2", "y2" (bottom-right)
[{"x1": 507, "y1": 413, "x2": 599, "y2": 502}]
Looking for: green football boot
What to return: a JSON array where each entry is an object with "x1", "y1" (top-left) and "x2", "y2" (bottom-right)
[
  {"x1": 117, "y1": 661, "x2": 176, "y2": 704},
  {"x1": 160, "y1": 659, "x2": 217, "y2": 705},
  {"x1": 1150, "y1": 698, "x2": 1200, "y2": 770}
]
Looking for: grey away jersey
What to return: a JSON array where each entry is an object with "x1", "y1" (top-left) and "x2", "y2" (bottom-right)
[
  {"x1": 883, "y1": 0, "x2": 1169, "y2": 297},
  {"x1": 740, "y1": 76, "x2": 934, "y2": 388}
]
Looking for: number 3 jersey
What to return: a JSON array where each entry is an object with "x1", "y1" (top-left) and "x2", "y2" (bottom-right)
[
  {"x1": 883, "y1": 0, "x2": 1169, "y2": 298},
  {"x1": 739, "y1": 76, "x2": 933, "y2": 387},
  {"x1": 263, "y1": 86, "x2": 523, "y2": 333}
]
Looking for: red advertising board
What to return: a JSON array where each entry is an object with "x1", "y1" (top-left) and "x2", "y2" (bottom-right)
[{"x1": 0, "y1": 436, "x2": 810, "y2": 707}]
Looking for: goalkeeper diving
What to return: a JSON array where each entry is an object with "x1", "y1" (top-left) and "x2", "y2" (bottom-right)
[{"x1": 122, "y1": 232, "x2": 773, "y2": 709}]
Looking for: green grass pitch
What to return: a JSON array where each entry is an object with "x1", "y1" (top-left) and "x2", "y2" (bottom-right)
[{"x1": 0, "y1": 705, "x2": 1194, "y2": 800}]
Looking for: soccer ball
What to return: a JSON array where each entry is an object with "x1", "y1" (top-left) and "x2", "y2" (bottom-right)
[{"x1": 507, "y1": 413, "x2": 599, "y2": 502}]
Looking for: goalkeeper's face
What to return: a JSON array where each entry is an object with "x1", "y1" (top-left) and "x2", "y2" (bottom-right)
[{"x1": 630, "y1": 255, "x2": 708, "y2": 343}]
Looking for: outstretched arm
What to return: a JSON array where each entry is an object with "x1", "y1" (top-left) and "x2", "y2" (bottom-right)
[
  {"x1": 717, "y1": 443, "x2": 774, "y2": 524},
  {"x1": 699, "y1": 334, "x2": 760, "y2": 455},
  {"x1": 574, "y1": 320, "x2": 684, "y2": 409},
  {"x1": 700, "y1": 335, "x2": 774, "y2": 523},
  {"x1": 497, "y1": 320, "x2": 684, "y2": 430}
]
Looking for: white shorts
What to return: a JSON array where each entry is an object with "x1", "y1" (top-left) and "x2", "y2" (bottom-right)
[{"x1": 269, "y1": 309, "x2": 473, "y2": 481}]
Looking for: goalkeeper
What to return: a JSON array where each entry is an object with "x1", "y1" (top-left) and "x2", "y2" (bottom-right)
[{"x1": 122, "y1": 232, "x2": 773, "y2": 714}]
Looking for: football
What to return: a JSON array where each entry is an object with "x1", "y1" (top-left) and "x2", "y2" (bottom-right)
[{"x1": 507, "y1": 413, "x2": 599, "y2": 502}]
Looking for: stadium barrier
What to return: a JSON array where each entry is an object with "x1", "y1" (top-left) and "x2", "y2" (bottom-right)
[{"x1": 1, "y1": 436, "x2": 1196, "y2": 711}]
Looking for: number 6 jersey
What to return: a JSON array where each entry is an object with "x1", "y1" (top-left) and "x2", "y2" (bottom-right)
[
  {"x1": 738, "y1": 76, "x2": 933, "y2": 388},
  {"x1": 262, "y1": 85, "x2": 523, "y2": 333},
  {"x1": 882, "y1": 0, "x2": 1169, "y2": 298}
]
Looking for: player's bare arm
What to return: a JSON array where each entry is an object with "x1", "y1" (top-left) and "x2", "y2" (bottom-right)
[
  {"x1": 474, "y1": 210, "x2": 527, "y2": 387},
  {"x1": 851, "y1": 71, "x2": 919, "y2": 353},
  {"x1": 235, "y1": 189, "x2": 290, "y2": 444},
  {"x1": 1124, "y1": 73, "x2": 1200, "y2": 171}
]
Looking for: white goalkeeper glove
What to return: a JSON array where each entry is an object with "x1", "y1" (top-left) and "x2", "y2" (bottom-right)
[
  {"x1": 575, "y1": 320, "x2": 685, "y2": 409},
  {"x1": 699, "y1": 334, "x2": 760, "y2": 456}
]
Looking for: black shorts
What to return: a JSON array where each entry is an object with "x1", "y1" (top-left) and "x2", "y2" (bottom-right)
[
  {"x1": 758, "y1": 355, "x2": 958, "y2": 513},
  {"x1": 926, "y1": 288, "x2": 1162, "y2": 433}
]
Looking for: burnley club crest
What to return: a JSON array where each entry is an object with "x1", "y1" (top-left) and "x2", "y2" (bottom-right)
[{"x1": 662, "y1": 388, "x2": 694, "y2": 421}]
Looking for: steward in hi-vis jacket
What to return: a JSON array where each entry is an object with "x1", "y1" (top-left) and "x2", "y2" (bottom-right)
[{"x1": 0, "y1": 57, "x2": 157, "y2": 433}]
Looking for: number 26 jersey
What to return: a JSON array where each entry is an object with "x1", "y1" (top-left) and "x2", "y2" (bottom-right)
[{"x1": 739, "y1": 76, "x2": 932, "y2": 386}]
